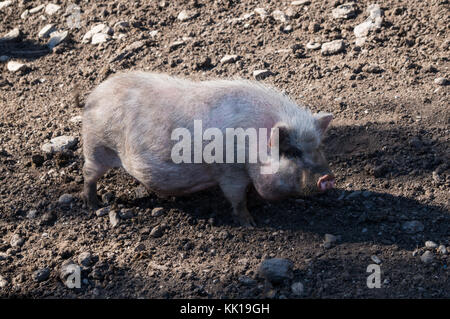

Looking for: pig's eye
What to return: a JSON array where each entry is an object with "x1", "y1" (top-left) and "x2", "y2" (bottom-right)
[{"x1": 282, "y1": 147, "x2": 303, "y2": 158}]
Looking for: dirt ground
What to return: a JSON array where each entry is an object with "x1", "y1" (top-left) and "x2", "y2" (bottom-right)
[{"x1": 0, "y1": 0, "x2": 449, "y2": 298}]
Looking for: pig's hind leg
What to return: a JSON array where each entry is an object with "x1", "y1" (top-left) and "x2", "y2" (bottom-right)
[{"x1": 219, "y1": 174, "x2": 256, "y2": 227}]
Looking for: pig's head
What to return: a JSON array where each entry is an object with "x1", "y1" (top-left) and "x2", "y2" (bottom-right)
[{"x1": 252, "y1": 112, "x2": 335, "y2": 200}]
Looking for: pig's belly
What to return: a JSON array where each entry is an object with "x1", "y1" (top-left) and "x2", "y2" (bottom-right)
[{"x1": 126, "y1": 161, "x2": 218, "y2": 196}]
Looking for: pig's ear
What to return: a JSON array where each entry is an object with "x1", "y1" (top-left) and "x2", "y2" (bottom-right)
[
  {"x1": 269, "y1": 122, "x2": 290, "y2": 150},
  {"x1": 314, "y1": 112, "x2": 333, "y2": 135}
]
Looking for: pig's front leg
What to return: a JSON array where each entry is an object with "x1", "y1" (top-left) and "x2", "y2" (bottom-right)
[{"x1": 219, "y1": 174, "x2": 256, "y2": 227}]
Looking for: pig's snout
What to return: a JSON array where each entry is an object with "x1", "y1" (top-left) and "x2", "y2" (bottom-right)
[{"x1": 317, "y1": 174, "x2": 335, "y2": 192}]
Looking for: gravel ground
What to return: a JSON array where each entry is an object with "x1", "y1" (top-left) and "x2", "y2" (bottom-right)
[{"x1": 0, "y1": 0, "x2": 449, "y2": 298}]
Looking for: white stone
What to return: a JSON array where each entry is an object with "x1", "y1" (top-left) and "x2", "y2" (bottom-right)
[
  {"x1": 82, "y1": 24, "x2": 112, "y2": 43},
  {"x1": 434, "y1": 77, "x2": 448, "y2": 86},
  {"x1": 91, "y1": 32, "x2": 110, "y2": 44},
  {"x1": 0, "y1": 0, "x2": 12, "y2": 11},
  {"x1": 254, "y1": 8, "x2": 268, "y2": 20},
  {"x1": 321, "y1": 39, "x2": 345, "y2": 55},
  {"x1": 7, "y1": 61, "x2": 26, "y2": 72},
  {"x1": 41, "y1": 136, "x2": 78, "y2": 154},
  {"x1": 48, "y1": 30, "x2": 68, "y2": 49},
  {"x1": 69, "y1": 115, "x2": 82, "y2": 124},
  {"x1": 29, "y1": 4, "x2": 45, "y2": 14},
  {"x1": 420, "y1": 251, "x2": 434, "y2": 264},
  {"x1": 38, "y1": 24, "x2": 56, "y2": 38},
  {"x1": 437, "y1": 245, "x2": 447, "y2": 255},
  {"x1": 332, "y1": 2, "x2": 356, "y2": 19},
  {"x1": 272, "y1": 10, "x2": 287, "y2": 22},
  {"x1": 21, "y1": 9, "x2": 29, "y2": 19},
  {"x1": 253, "y1": 69, "x2": 271, "y2": 80},
  {"x1": 45, "y1": 3, "x2": 61, "y2": 15},
  {"x1": 306, "y1": 41, "x2": 321, "y2": 50},
  {"x1": 177, "y1": 10, "x2": 196, "y2": 22},
  {"x1": 220, "y1": 54, "x2": 239, "y2": 64},
  {"x1": 291, "y1": 0, "x2": 310, "y2": 5},
  {"x1": 425, "y1": 241, "x2": 438, "y2": 249},
  {"x1": 1, "y1": 28, "x2": 20, "y2": 41},
  {"x1": 354, "y1": 4, "x2": 383, "y2": 38}
]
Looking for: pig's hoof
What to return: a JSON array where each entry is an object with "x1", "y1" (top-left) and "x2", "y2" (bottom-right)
[
  {"x1": 233, "y1": 214, "x2": 256, "y2": 228},
  {"x1": 82, "y1": 193, "x2": 101, "y2": 210}
]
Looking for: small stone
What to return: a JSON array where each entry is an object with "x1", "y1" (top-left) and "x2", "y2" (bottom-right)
[
  {"x1": 177, "y1": 10, "x2": 197, "y2": 22},
  {"x1": 437, "y1": 245, "x2": 447, "y2": 255},
  {"x1": 371, "y1": 255, "x2": 382, "y2": 264},
  {"x1": 119, "y1": 208, "x2": 134, "y2": 219},
  {"x1": 220, "y1": 54, "x2": 239, "y2": 64},
  {"x1": 321, "y1": 40, "x2": 345, "y2": 56},
  {"x1": 45, "y1": 3, "x2": 61, "y2": 16},
  {"x1": 20, "y1": 10, "x2": 29, "y2": 19},
  {"x1": 332, "y1": 3, "x2": 356, "y2": 19},
  {"x1": 38, "y1": 24, "x2": 56, "y2": 39},
  {"x1": 95, "y1": 206, "x2": 110, "y2": 217},
  {"x1": 27, "y1": 209, "x2": 38, "y2": 219},
  {"x1": 41, "y1": 136, "x2": 78, "y2": 154},
  {"x1": 253, "y1": 69, "x2": 272, "y2": 80},
  {"x1": 291, "y1": 281, "x2": 304, "y2": 296},
  {"x1": 402, "y1": 220, "x2": 424, "y2": 234},
  {"x1": 283, "y1": 25, "x2": 293, "y2": 33},
  {"x1": 169, "y1": 40, "x2": 185, "y2": 51},
  {"x1": 151, "y1": 207, "x2": 165, "y2": 217},
  {"x1": 7, "y1": 61, "x2": 26, "y2": 73},
  {"x1": 354, "y1": 4, "x2": 383, "y2": 38},
  {"x1": 0, "y1": 0, "x2": 12, "y2": 11},
  {"x1": 109, "y1": 210, "x2": 120, "y2": 227},
  {"x1": 69, "y1": 115, "x2": 83, "y2": 124},
  {"x1": 238, "y1": 275, "x2": 257, "y2": 286},
  {"x1": 291, "y1": 0, "x2": 310, "y2": 5},
  {"x1": 150, "y1": 225, "x2": 164, "y2": 238},
  {"x1": 1, "y1": 28, "x2": 20, "y2": 41},
  {"x1": 272, "y1": 10, "x2": 287, "y2": 22},
  {"x1": 48, "y1": 30, "x2": 68, "y2": 49},
  {"x1": 82, "y1": 24, "x2": 112, "y2": 43},
  {"x1": 10, "y1": 234, "x2": 25, "y2": 248},
  {"x1": 58, "y1": 193, "x2": 73, "y2": 206},
  {"x1": 29, "y1": 4, "x2": 45, "y2": 14},
  {"x1": 33, "y1": 268, "x2": 50, "y2": 282},
  {"x1": 434, "y1": 77, "x2": 448, "y2": 86},
  {"x1": 425, "y1": 241, "x2": 438, "y2": 249},
  {"x1": 78, "y1": 252, "x2": 93, "y2": 267},
  {"x1": 0, "y1": 275, "x2": 8, "y2": 288},
  {"x1": 420, "y1": 251, "x2": 434, "y2": 264},
  {"x1": 254, "y1": 8, "x2": 268, "y2": 20},
  {"x1": 258, "y1": 258, "x2": 294, "y2": 284},
  {"x1": 306, "y1": 41, "x2": 321, "y2": 50},
  {"x1": 355, "y1": 37, "x2": 366, "y2": 47},
  {"x1": 91, "y1": 32, "x2": 110, "y2": 44}
]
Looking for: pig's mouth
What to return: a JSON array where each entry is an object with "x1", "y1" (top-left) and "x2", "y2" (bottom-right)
[{"x1": 317, "y1": 174, "x2": 335, "y2": 192}]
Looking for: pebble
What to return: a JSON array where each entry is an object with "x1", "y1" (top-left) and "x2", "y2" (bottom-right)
[
  {"x1": 291, "y1": 0, "x2": 310, "y2": 5},
  {"x1": 151, "y1": 207, "x2": 165, "y2": 217},
  {"x1": 48, "y1": 30, "x2": 68, "y2": 49},
  {"x1": 332, "y1": 3, "x2": 356, "y2": 19},
  {"x1": 254, "y1": 8, "x2": 268, "y2": 20},
  {"x1": 82, "y1": 24, "x2": 112, "y2": 43},
  {"x1": 1, "y1": 28, "x2": 20, "y2": 41},
  {"x1": 402, "y1": 220, "x2": 424, "y2": 234},
  {"x1": 371, "y1": 255, "x2": 382, "y2": 264},
  {"x1": 78, "y1": 252, "x2": 93, "y2": 267},
  {"x1": 424, "y1": 241, "x2": 437, "y2": 249},
  {"x1": 272, "y1": 10, "x2": 287, "y2": 23},
  {"x1": 253, "y1": 69, "x2": 272, "y2": 80},
  {"x1": 354, "y1": 4, "x2": 383, "y2": 38},
  {"x1": 65, "y1": 4, "x2": 81, "y2": 29},
  {"x1": 32, "y1": 268, "x2": 50, "y2": 282},
  {"x1": 169, "y1": 40, "x2": 185, "y2": 51},
  {"x1": 306, "y1": 41, "x2": 321, "y2": 50},
  {"x1": 258, "y1": 258, "x2": 294, "y2": 284},
  {"x1": 7, "y1": 61, "x2": 26, "y2": 73},
  {"x1": 434, "y1": 77, "x2": 448, "y2": 86},
  {"x1": 437, "y1": 245, "x2": 447, "y2": 255},
  {"x1": 10, "y1": 234, "x2": 25, "y2": 248},
  {"x1": 321, "y1": 40, "x2": 345, "y2": 55},
  {"x1": 0, "y1": 0, "x2": 12, "y2": 11},
  {"x1": 41, "y1": 135, "x2": 78, "y2": 154},
  {"x1": 91, "y1": 32, "x2": 110, "y2": 44},
  {"x1": 45, "y1": 3, "x2": 61, "y2": 16},
  {"x1": 109, "y1": 210, "x2": 120, "y2": 227},
  {"x1": 38, "y1": 24, "x2": 56, "y2": 38},
  {"x1": 150, "y1": 225, "x2": 164, "y2": 238},
  {"x1": 69, "y1": 115, "x2": 83, "y2": 124},
  {"x1": 119, "y1": 208, "x2": 134, "y2": 219},
  {"x1": 29, "y1": 4, "x2": 45, "y2": 14},
  {"x1": 291, "y1": 281, "x2": 304, "y2": 296},
  {"x1": 0, "y1": 275, "x2": 8, "y2": 288},
  {"x1": 177, "y1": 10, "x2": 197, "y2": 22},
  {"x1": 27, "y1": 209, "x2": 37, "y2": 219},
  {"x1": 58, "y1": 193, "x2": 73, "y2": 206},
  {"x1": 420, "y1": 251, "x2": 434, "y2": 264},
  {"x1": 95, "y1": 206, "x2": 110, "y2": 217},
  {"x1": 220, "y1": 54, "x2": 239, "y2": 64}
]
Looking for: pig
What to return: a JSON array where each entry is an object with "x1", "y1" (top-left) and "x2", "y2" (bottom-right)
[{"x1": 82, "y1": 72, "x2": 335, "y2": 227}]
